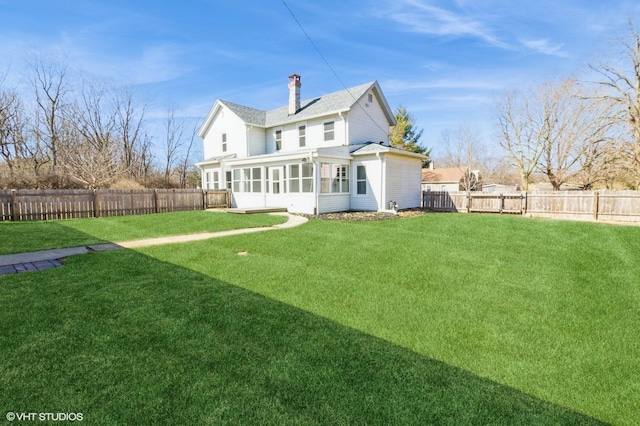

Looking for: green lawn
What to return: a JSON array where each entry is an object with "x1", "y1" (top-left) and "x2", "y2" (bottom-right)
[
  {"x1": 0, "y1": 210, "x2": 286, "y2": 255},
  {"x1": 1, "y1": 213, "x2": 638, "y2": 424}
]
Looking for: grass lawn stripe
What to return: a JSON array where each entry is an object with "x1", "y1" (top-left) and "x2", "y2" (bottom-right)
[
  {"x1": 0, "y1": 249, "x2": 602, "y2": 424},
  {"x1": 139, "y1": 213, "x2": 639, "y2": 424},
  {"x1": 0, "y1": 211, "x2": 286, "y2": 255}
]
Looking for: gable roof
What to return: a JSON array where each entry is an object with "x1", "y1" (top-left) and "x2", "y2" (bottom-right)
[
  {"x1": 350, "y1": 142, "x2": 428, "y2": 159},
  {"x1": 422, "y1": 167, "x2": 465, "y2": 183},
  {"x1": 221, "y1": 101, "x2": 266, "y2": 126},
  {"x1": 199, "y1": 80, "x2": 395, "y2": 137}
]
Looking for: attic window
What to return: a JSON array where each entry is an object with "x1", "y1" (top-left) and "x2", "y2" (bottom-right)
[
  {"x1": 222, "y1": 133, "x2": 227, "y2": 152},
  {"x1": 368, "y1": 93, "x2": 373, "y2": 103}
]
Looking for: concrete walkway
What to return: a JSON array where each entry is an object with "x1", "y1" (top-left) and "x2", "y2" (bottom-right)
[{"x1": 0, "y1": 213, "x2": 307, "y2": 276}]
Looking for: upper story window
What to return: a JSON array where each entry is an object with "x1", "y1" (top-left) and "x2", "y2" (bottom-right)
[
  {"x1": 221, "y1": 133, "x2": 227, "y2": 152},
  {"x1": 324, "y1": 121, "x2": 334, "y2": 142},
  {"x1": 275, "y1": 129, "x2": 282, "y2": 150},
  {"x1": 298, "y1": 125, "x2": 306, "y2": 147},
  {"x1": 368, "y1": 93, "x2": 373, "y2": 103}
]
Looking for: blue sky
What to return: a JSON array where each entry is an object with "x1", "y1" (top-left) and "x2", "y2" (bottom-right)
[{"x1": 2, "y1": 0, "x2": 639, "y2": 160}]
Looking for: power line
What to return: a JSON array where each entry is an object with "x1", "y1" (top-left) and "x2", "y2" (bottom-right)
[
  {"x1": 280, "y1": 0, "x2": 391, "y2": 137},
  {"x1": 280, "y1": 0, "x2": 347, "y2": 91}
]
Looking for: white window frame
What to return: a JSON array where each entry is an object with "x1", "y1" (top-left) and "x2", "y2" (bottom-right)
[
  {"x1": 356, "y1": 165, "x2": 366, "y2": 195},
  {"x1": 221, "y1": 133, "x2": 227, "y2": 152},
  {"x1": 301, "y1": 163, "x2": 313, "y2": 193},
  {"x1": 323, "y1": 121, "x2": 334, "y2": 142},
  {"x1": 233, "y1": 167, "x2": 262, "y2": 193},
  {"x1": 298, "y1": 124, "x2": 306, "y2": 147},
  {"x1": 287, "y1": 163, "x2": 314, "y2": 193},
  {"x1": 275, "y1": 129, "x2": 282, "y2": 151},
  {"x1": 321, "y1": 162, "x2": 348, "y2": 193},
  {"x1": 213, "y1": 171, "x2": 220, "y2": 190},
  {"x1": 225, "y1": 171, "x2": 232, "y2": 190}
]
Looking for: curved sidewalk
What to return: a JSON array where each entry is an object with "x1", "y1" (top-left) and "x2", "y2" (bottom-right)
[{"x1": 0, "y1": 213, "x2": 307, "y2": 276}]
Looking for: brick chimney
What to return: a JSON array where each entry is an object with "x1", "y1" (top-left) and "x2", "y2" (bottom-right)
[{"x1": 288, "y1": 74, "x2": 301, "y2": 115}]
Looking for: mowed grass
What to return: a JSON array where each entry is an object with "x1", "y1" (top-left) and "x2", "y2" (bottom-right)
[
  {"x1": 142, "y1": 213, "x2": 640, "y2": 424},
  {"x1": 0, "y1": 212, "x2": 637, "y2": 423},
  {"x1": 0, "y1": 210, "x2": 285, "y2": 255}
]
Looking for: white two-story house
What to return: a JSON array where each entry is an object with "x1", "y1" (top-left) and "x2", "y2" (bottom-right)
[{"x1": 196, "y1": 74, "x2": 426, "y2": 214}]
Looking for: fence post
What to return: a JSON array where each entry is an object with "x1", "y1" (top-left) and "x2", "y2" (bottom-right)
[
  {"x1": 499, "y1": 193, "x2": 504, "y2": 213},
  {"x1": 93, "y1": 189, "x2": 99, "y2": 218},
  {"x1": 154, "y1": 189, "x2": 159, "y2": 214},
  {"x1": 593, "y1": 191, "x2": 599, "y2": 221},
  {"x1": 10, "y1": 189, "x2": 17, "y2": 222},
  {"x1": 522, "y1": 192, "x2": 527, "y2": 215},
  {"x1": 203, "y1": 190, "x2": 207, "y2": 210}
]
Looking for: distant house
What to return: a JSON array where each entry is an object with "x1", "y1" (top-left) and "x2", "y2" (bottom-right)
[
  {"x1": 482, "y1": 183, "x2": 519, "y2": 193},
  {"x1": 421, "y1": 166, "x2": 480, "y2": 192},
  {"x1": 196, "y1": 74, "x2": 427, "y2": 214}
]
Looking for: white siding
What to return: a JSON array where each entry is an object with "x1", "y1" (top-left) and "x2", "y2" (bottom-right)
[
  {"x1": 318, "y1": 194, "x2": 350, "y2": 213},
  {"x1": 230, "y1": 193, "x2": 264, "y2": 209},
  {"x1": 385, "y1": 154, "x2": 423, "y2": 209},
  {"x1": 202, "y1": 106, "x2": 248, "y2": 159},
  {"x1": 247, "y1": 126, "x2": 266, "y2": 156},
  {"x1": 348, "y1": 90, "x2": 389, "y2": 145},
  {"x1": 265, "y1": 114, "x2": 346, "y2": 154},
  {"x1": 350, "y1": 158, "x2": 381, "y2": 211},
  {"x1": 267, "y1": 193, "x2": 315, "y2": 214}
]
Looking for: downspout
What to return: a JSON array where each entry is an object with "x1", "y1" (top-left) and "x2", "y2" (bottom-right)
[
  {"x1": 313, "y1": 152, "x2": 319, "y2": 216},
  {"x1": 377, "y1": 151, "x2": 385, "y2": 211},
  {"x1": 246, "y1": 125, "x2": 251, "y2": 156}
]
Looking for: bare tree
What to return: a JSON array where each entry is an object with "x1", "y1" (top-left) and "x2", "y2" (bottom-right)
[
  {"x1": 482, "y1": 155, "x2": 521, "y2": 187},
  {"x1": 29, "y1": 56, "x2": 70, "y2": 177},
  {"x1": 162, "y1": 109, "x2": 185, "y2": 187},
  {"x1": 113, "y1": 88, "x2": 149, "y2": 179},
  {"x1": 0, "y1": 87, "x2": 28, "y2": 179},
  {"x1": 61, "y1": 81, "x2": 126, "y2": 188},
  {"x1": 440, "y1": 126, "x2": 484, "y2": 192},
  {"x1": 590, "y1": 22, "x2": 640, "y2": 187},
  {"x1": 536, "y1": 78, "x2": 615, "y2": 190},
  {"x1": 494, "y1": 87, "x2": 547, "y2": 191},
  {"x1": 176, "y1": 124, "x2": 197, "y2": 188}
]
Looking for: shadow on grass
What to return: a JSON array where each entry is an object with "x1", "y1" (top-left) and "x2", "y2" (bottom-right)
[{"x1": 0, "y1": 248, "x2": 605, "y2": 425}]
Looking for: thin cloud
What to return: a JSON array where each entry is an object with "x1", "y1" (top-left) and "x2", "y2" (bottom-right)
[
  {"x1": 384, "y1": 0, "x2": 510, "y2": 49},
  {"x1": 521, "y1": 38, "x2": 569, "y2": 58},
  {"x1": 382, "y1": 77, "x2": 503, "y2": 93}
]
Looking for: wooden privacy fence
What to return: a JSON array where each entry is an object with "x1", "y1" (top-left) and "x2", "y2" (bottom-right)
[
  {"x1": 422, "y1": 190, "x2": 640, "y2": 224},
  {"x1": 0, "y1": 189, "x2": 232, "y2": 221}
]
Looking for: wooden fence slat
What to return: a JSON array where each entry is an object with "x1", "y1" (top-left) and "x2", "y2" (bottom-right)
[
  {"x1": 421, "y1": 190, "x2": 640, "y2": 224},
  {"x1": 0, "y1": 188, "x2": 231, "y2": 222}
]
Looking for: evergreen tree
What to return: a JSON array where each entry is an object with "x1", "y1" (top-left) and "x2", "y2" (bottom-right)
[{"x1": 389, "y1": 105, "x2": 430, "y2": 160}]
